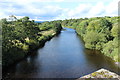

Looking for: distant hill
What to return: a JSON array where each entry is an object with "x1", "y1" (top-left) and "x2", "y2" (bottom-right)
[{"x1": 35, "y1": 21, "x2": 47, "y2": 23}]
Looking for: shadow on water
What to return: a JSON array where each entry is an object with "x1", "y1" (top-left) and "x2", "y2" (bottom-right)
[
  {"x1": 3, "y1": 28, "x2": 120, "y2": 78},
  {"x1": 77, "y1": 34, "x2": 119, "y2": 75}
]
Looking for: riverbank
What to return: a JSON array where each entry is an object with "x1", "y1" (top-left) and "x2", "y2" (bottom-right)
[
  {"x1": 62, "y1": 16, "x2": 119, "y2": 63},
  {"x1": 64, "y1": 26, "x2": 119, "y2": 64},
  {"x1": 2, "y1": 16, "x2": 62, "y2": 69},
  {"x1": 2, "y1": 27, "x2": 119, "y2": 79},
  {"x1": 3, "y1": 29, "x2": 62, "y2": 79}
]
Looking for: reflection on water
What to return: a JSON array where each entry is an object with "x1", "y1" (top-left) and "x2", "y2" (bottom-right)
[{"x1": 5, "y1": 28, "x2": 120, "y2": 78}]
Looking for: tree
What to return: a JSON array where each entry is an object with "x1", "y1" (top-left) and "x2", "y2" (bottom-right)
[
  {"x1": 53, "y1": 23, "x2": 62, "y2": 34},
  {"x1": 102, "y1": 38, "x2": 118, "y2": 61},
  {"x1": 9, "y1": 15, "x2": 17, "y2": 21},
  {"x1": 111, "y1": 23, "x2": 118, "y2": 37},
  {"x1": 76, "y1": 20, "x2": 88, "y2": 36}
]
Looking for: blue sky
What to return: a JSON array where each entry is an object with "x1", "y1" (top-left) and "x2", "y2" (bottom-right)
[{"x1": 0, "y1": 0, "x2": 119, "y2": 21}]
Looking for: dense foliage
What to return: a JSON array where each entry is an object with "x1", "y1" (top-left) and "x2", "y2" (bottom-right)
[
  {"x1": 61, "y1": 16, "x2": 119, "y2": 62},
  {"x1": 2, "y1": 15, "x2": 119, "y2": 68},
  {"x1": 2, "y1": 16, "x2": 62, "y2": 67}
]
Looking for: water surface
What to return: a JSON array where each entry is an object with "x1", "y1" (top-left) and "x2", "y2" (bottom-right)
[{"x1": 6, "y1": 28, "x2": 119, "y2": 78}]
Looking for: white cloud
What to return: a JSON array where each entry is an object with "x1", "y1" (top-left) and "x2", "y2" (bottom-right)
[
  {"x1": 67, "y1": 4, "x2": 92, "y2": 17},
  {"x1": 105, "y1": 0, "x2": 118, "y2": 15},
  {"x1": 89, "y1": 2, "x2": 105, "y2": 16},
  {"x1": 0, "y1": 0, "x2": 64, "y2": 3},
  {"x1": 0, "y1": 0, "x2": 63, "y2": 20},
  {"x1": 61, "y1": 0, "x2": 118, "y2": 19},
  {"x1": 15, "y1": 16, "x2": 25, "y2": 19},
  {"x1": 0, "y1": 0, "x2": 119, "y2": 20}
]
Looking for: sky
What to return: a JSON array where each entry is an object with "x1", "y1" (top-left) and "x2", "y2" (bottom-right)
[{"x1": 0, "y1": 0, "x2": 119, "y2": 21}]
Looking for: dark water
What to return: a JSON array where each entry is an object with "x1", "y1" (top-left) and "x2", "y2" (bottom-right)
[{"x1": 5, "y1": 28, "x2": 119, "y2": 78}]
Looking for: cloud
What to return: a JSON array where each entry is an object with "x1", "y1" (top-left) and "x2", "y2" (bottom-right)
[
  {"x1": 0, "y1": 0, "x2": 64, "y2": 3},
  {"x1": 0, "y1": 0, "x2": 63, "y2": 20},
  {"x1": 66, "y1": 3, "x2": 92, "y2": 18},
  {"x1": 60, "y1": 0, "x2": 118, "y2": 19},
  {"x1": 105, "y1": 0, "x2": 118, "y2": 15},
  {"x1": 88, "y1": 2, "x2": 105, "y2": 16},
  {"x1": 0, "y1": 0, "x2": 119, "y2": 20}
]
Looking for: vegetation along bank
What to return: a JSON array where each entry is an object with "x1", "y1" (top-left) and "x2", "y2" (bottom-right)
[
  {"x1": 61, "y1": 16, "x2": 120, "y2": 62},
  {"x1": 2, "y1": 16, "x2": 62, "y2": 68},
  {"x1": 2, "y1": 16, "x2": 120, "y2": 68}
]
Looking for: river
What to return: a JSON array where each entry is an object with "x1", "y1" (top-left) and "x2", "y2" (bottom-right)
[{"x1": 4, "y1": 28, "x2": 119, "y2": 78}]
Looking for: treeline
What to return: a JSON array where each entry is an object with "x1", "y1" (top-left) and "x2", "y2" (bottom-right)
[
  {"x1": 2, "y1": 16, "x2": 119, "y2": 68},
  {"x1": 61, "y1": 16, "x2": 120, "y2": 62},
  {"x1": 2, "y1": 16, "x2": 62, "y2": 67}
]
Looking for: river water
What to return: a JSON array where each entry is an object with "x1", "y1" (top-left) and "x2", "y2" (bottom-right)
[{"x1": 5, "y1": 28, "x2": 119, "y2": 78}]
